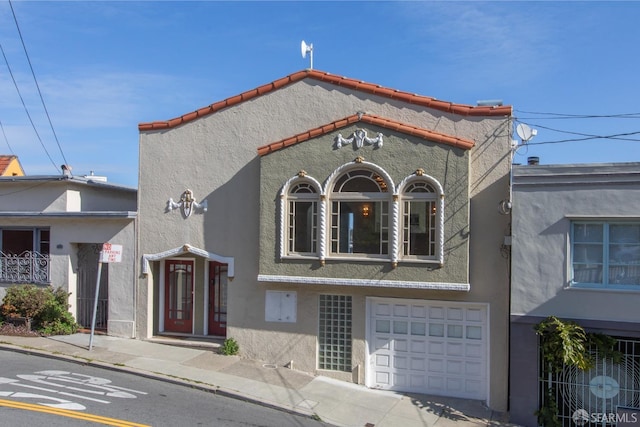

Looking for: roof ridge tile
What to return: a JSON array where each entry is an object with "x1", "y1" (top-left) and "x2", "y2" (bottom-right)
[
  {"x1": 257, "y1": 112, "x2": 474, "y2": 157},
  {"x1": 139, "y1": 69, "x2": 511, "y2": 131}
]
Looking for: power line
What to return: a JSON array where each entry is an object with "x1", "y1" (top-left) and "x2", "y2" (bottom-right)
[
  {"x1": 0, "y1": 119, "x2": 15, "y2": 155},
  {"x1": 515, "y1": 109, "x2": 640, "y2": 120},
  {"x1": 8, "y1": 0, "x2": 69, "y2": 168},
  {"x1": 0, "y1": 42, "x2": 58, "y2": 170},
  {"x1": 515, "y1": 120, "x2": 640, "y2": 143}
]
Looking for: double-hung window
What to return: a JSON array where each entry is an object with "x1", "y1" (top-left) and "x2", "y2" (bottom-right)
[{"x1": 571, "y1": 221, "x2": 640, "y2": 288}]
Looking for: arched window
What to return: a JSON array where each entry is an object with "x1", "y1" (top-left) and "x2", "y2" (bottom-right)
[
  {"x1": 280, "y1": 173, "x2": 322, "y2": 258},
  {"x1": 398, "y1": 170, "x2": 444, "y2": 263},
  {"x1": 328, "y1": 166, "x2": 393, "y2": 257}
]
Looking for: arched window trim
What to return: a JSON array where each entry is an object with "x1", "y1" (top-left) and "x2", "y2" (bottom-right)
[
  {"x1": 279, "y1": 173, "x2": 323, "y2": 260},
  {"x1": 396, "y1": 171, "x2": 445, "y2": 265},
  {"x1": 277, "y1": 162, "x2": 446, "y2": 267},
  {"x1": 322, "y1": 160, "x2": 396, "y2": 262}
]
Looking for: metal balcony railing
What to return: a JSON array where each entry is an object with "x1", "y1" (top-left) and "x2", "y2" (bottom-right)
[{"x1": 0, "y1": 251, "x2": 50, "y2": 284}]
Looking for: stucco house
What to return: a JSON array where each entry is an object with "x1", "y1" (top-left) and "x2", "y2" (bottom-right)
[
  {"x1": 136, "y1": 69, "x2": 513, "y2": 410},
  {"x1": 0, "y1": 155, "x2": 25, "y2": 177},
  {"x1": 0, "y1": 169, "x2": 137, "y2": 337},
  {"x1": 509, "y1": 162, "x2": 640, "y2": 426}
]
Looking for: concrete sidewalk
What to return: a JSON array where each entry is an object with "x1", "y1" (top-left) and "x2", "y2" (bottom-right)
[{"x1": 0, "y1": 333, "x2": 517, "y2": 426}]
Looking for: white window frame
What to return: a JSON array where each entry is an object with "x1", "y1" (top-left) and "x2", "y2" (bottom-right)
[
  {"x1": 277, "y1": 160, "x2": 445, "y2": 266},
  {"x1": 570, "y1": 220, "x2": 640, "y2": 289},
  {"x1": 279, "y1": 174, "x2": 323, "y2": 260},
  {"x1": 397, "y1": 171, "x2": 445, "y2": 265},
  {"x1": 328, "y1": 167, "x2": 392, "y2": 259}
]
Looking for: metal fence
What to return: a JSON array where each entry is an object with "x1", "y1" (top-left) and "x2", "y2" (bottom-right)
[
  {"x1": 540, "y1": 338, "x2": 640, "y2": 426},
  {"x1": 0, "y1": 251, "x2": 50, "y2": 284}
]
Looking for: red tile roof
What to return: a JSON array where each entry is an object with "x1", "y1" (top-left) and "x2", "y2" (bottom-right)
[
  {"x1": 139, "y1": 69, "x2": 512, "y2": 131},
  {"x1": 257, "y1": 113, "x2": 475, "y2": 157},
  {"x1": 0, "y1": 155, "x2": 16, "y2": 175}
]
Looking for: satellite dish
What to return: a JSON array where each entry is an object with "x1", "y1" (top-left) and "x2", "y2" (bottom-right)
[
  {"x1": 301, "y1": 40, "x2": 313, "y2": 69},
  {"x1": 516, "y1": 123, "x2": 537, "y2": 142}
]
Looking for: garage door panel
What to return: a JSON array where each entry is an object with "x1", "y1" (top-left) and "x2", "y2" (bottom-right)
[
  {"x1": 465, "y1": 361, "x2": 483, "y2": 376},
  {"x1": 447, "y1": 307, "x2": 464, "y2": 321},
  {"x1": 394, "y1": 338, "x2": 409, "y2": 352},
  {"x1": 394, "y1": 355, "x2": 408, "y2": 369},
  {"x1": 369, "y1": 298, "x2": 487, "y2": 400},
  {"x1": 428, "y1": 341, "x2": 445, "y2": 355},
  {"x1": 393, "y1": 304, "x2": 409, "y2": 317},
  {"x1": 376, "y1": 353, "x2": 390, "y2": 367},
  {"x1": 374, "y1": 337, "x2": 391, "y2": 350},
  {"x1": 428, "y1": 358, "x2": 444, "y2": 373},
  {"x1": 375, "y1": 303, "x2": 392, "y2": 316},
  {"x1": 410, "y1": 357, "x2": 426, "y2": 370},
  {"x1": 411, "y1": 305, "x2": 427, "y2": 318},
  {"x1": 376, "y1": 371, "x2": 391, "y2": 385},
  {"x1": 446, "y1": 342, "x2": 464, "y2": 356},
  {"x1": 410, "y1": 339, "x2": 426, "y2": 353},
  {"x1": 465, "y1": 343, "x2": 483, "y2": 358}
]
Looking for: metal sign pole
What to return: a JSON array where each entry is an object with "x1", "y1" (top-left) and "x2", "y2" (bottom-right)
[{"x1": 88, "y1": 260, "x2": 103, "y2": 351}]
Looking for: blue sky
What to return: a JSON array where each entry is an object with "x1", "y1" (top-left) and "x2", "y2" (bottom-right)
[{"x1": 1, "y1": 1, "x2": 639, "y2": 187}]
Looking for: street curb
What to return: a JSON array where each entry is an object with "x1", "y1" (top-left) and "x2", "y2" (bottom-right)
[{"x1": 0, "y1": 342, "x2": 320, "y2": 422}]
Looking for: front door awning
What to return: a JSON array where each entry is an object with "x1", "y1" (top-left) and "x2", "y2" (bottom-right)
[{"x1": 142, "y1": 244, "x2": 234, "y2": 278}]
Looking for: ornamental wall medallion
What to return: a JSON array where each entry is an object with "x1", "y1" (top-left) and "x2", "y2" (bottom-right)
[
  {"x1": 167, "y1": 189, "x2": 208, "y2": 218},
  {"x1": 335, "y1": 129, "x2": 384, "y2": 149}
]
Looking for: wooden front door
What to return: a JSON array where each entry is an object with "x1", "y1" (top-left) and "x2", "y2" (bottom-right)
[
  {"x1": 164, "y1": 260, "x2": 193, "y2": 333},
  {"x1": 208, "y1": 262, "x2": 227, "y2": 336}
]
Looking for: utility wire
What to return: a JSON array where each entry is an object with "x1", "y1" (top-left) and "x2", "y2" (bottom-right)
[
  {"x1": 515, "y1": 109, "x2": 640, "y2": 119},
  {"x1": 0, "y1": 42, "x2": 58, "y2": 170},
  {"x1": 515, "y1": 120, "x2": 640, "y2": 143},
  {"x1": 9, "y1": 0, "x2": 68, "y2": 168},
  {"x1": 0, "y1": 120, "x2": 15, "y2": 155}
]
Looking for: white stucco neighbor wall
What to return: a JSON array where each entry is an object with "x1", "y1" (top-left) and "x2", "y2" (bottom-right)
[
  {"x1": 137, "y1": 74, "x2": 512, "y2": 411},
  {"x1": 0, "y1": 177, "x2": 137, "y2": 338}
]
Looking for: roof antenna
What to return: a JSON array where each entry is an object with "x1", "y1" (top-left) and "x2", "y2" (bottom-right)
[{"x1": 301, "y1": 40, "x2": 313, "y2": 70}]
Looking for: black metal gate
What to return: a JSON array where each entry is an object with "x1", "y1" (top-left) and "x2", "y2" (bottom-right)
[
  {"x1": 76, "y1": 243, "x2": 108, "y2": 330},
  {"x1": 539, "y1": 338, "x2": 640, "y2": 426}
]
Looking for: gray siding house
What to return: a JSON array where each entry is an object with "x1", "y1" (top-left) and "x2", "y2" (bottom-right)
[
  {"x1": 0, "y1": 171, "x2": 137, "y2": 337},
  {"x1": 136, "y1": 70, "x2": 513, "y2": 410},
  {"x1": 510, "y1": 162, "x2": 640, "y2": 426}
]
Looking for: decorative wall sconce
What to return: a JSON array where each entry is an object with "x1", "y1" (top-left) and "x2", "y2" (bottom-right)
[
  {"x1": 168, "y1": 189, "x2": 207, "y2": 218},
  {"x1": 361, "y1": 204, "x2": 371, "y2": 217},
  {"x1": 335, "y1": 129, "x2": 384, "y2": 149}
]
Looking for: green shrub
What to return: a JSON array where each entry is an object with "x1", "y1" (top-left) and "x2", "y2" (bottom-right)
[
  {"x1": 0, "y1": 284, "x2": 78, "y2": 336},
  {"x1": 220, "y1": 337, "x2": 239, "y2": 355}
]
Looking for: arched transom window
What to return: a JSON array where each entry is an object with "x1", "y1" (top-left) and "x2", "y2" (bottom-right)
[
  {"x1": 330, "y1": 168, "x2": 391, "y2": 256},
  {"x1": 287, "y1": 181, "x2": 320, "y2": 255},
  {"x1": 280, "y1": 161, "x2": 444, "y2": 265}
]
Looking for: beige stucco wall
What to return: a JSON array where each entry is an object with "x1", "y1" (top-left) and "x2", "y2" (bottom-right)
[{"x1": 137, "y1": 77, "x2": 512, "y2": 410}]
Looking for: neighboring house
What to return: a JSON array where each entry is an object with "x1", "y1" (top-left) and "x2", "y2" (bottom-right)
[
  {"x1": 0, "y1": 155, "x2": 25, "y2": 177},
  {"x1": 136, "y1": 69, "x2": 513, "y2": 410},
  {"x1": 510, "y1": 162, "x2": 640, "y2": 426},
  {"x1": 0, "y1": 169, "x2": 137, "y2": 337}
]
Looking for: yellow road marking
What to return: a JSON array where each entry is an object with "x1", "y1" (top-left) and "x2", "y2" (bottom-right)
[{"x1": 0, "y1": 398, "x2": 151, "y2": 426}]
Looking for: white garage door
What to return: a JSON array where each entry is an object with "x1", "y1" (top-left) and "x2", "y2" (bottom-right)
[{"x1": 367, "y1": 298, "x2": 487, "y2": 400}]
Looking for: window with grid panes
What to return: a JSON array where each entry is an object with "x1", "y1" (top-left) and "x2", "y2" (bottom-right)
[
  {"x1": 318, "y1": 295, "x2": 352, "y2": 371},
  {"x1": 287, "y1": 182, "x2": 318, "y2": 255},
  {"x1": 402, "y1": 181, "x2": 438, "y2": 258},
  {"x1": 329, "y1": 169, "x2": 389, "y2": 257},
  {"x1": 571, "y1": 221, "x2": 640, "y2": 288}
]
